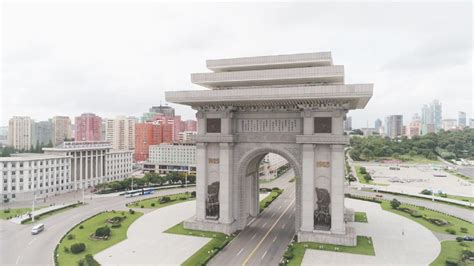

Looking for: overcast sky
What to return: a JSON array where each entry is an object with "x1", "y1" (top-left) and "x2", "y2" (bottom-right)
[{"x1": 1, "y1": 1, "x2": 472, "y2": 128}]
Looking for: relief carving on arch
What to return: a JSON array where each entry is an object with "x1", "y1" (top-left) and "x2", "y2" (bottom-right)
[
  {"x1": 206, "y1": 181, "x2": 220, "y2": 220},
  {"x1": 314, "y1": 187, "x2": 331, "y2": 230}
]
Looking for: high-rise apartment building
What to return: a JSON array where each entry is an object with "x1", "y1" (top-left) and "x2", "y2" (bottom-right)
[
  {"x1": 385, "y1": 115, "x2": 403, "y2": 138},
  {"x1": 421, "y1": 100, "x2": 442, "y2": 134},
  {"x1": 183, "y1": 120, "x2": 197, "y2": 132},
  {"x1": 442, "y1": 119, "x2": 457, "y2": 131},
  {"x1": 470, "y1": 119, "x2": 474, "y2": 128},
  {"x1": 105, "y1": 116, "x2": 136, "y2": 150},
  {"x1": 52, "y1": 116, "x2": 72, "y2": 146},
  {"x1": 134, "y1": 123, "x2": 160, "y2": 161},
  {"x1": 405, "y1": 113, "x2": 421, "y2": 138},
  {"x1": 75, "y1": 113, "x2": 102, "y2": 141},
  {"x1": 33, "y1": 120, "x2": 53, "y2": 146},
  {"x1": 8, "y1": 116, "x2": 33, "y2": 150},
  {"x1": 0, "y1": 126, "x2": 8, "y2": 146},
  {"x1": 458, "y1": 111, "x2": 467, "y2": 128},
  {"x1": 141, "y1": 105, "x2": 175, "y2": 122},
  {"x1": 374, "y1": 118, "x2": 382, "y2": 130}
]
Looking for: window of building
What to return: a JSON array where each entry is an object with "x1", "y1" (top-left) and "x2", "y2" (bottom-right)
[{"x1": 314, "y1": 117, "x2": 332, "y2": 133}]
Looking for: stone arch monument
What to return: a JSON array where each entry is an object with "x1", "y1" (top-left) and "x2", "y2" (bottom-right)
[{"x1": 166, "y1": 52, "x2": 373, "y2": 245}]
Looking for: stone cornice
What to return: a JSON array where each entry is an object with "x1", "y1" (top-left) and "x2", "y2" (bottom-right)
[
  {"x1": 194, "y1": 134, "x2": 235, "y2": 143},
  {"x1": 295, "y1": 134, "x2": 349, "y2": 145},
  {"x1": 165, "y1": 84, "x2": 373, "y2": 110}
]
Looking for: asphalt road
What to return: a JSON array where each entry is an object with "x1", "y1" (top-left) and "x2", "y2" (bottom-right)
[
  {"x1": 0, "y1": 186, "x2": 195, "y2": 266},
  {"x1": 457, "y1": 166, "x2": 474, "y2": 179},
  {"x1": 209, "y1": 171, "x2": 296, "y2": 266},
  {"x1": 347, "y1": 188, "x2": 474, "y2": 223}
]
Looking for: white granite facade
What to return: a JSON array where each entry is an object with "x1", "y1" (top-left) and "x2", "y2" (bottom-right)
[{"x1": 166, "y1": 52, "x2": 372, "y2": 246}]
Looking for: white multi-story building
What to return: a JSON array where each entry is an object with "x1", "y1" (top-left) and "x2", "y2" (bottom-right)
[
  {"x1": 146, "y1": 143, "x2": 196, "y2": 174},
  {"x1": 258, "y1": 153, "x2": 288, "y2": 180},
  {"x1": 0, "y1": 154, "x2": 72, "y2": 202},
  {"x1": 178, "y1": 131, "x2": 197, "y2": 142},
  {"x1": 105, "y1": 116, "x2": 135, "y2": 150},
  {"x1": 43, "y1": 141, "x2": 133, "y2": 189},
  {"x1": 8, "y1": 116, "x2": 33, "y2": 150},
  {"x1": 442, "y1": 119, "x2": 457, "y2": 131}
]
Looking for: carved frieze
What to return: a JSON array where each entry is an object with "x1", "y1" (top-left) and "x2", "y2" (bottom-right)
[
  {"x1": 237, "y1": 119, "x2": 301, "y2": 133},
  {"x1": 314, "y1": 188, "x2": 331, "y2": 230},
  {"x1": 206, "y1": 181, "x2": 220, "y2": 219}
]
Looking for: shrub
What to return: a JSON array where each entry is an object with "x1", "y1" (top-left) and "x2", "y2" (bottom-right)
[
  {"x1": 445, "y1": 257, "x2": 459, "y2": 266},
  {"x1": 410, "y1": 211, "x2": 422, "y2": 218},
  {"x1": 95, "y1": 226, "x2": 111, "y2": 238},
  {"x1": 67, "y1": 234, "x2": 75, "y2": 240},
  {"x1": 78, "y1": 225, "x2": 84, "y2": 229},
  {"x1": 129, "y1": 209, "x2": 135, "y2": 215},
  {"x1": 190, "y1": 191, "x2": 196, "y2": 197},
  {"x1": 445, "y1": 228, "x2": 456, "y2": 235},
  {"x1": 151, "y1": 203, "x2": 155, "y2": 207},
  {"x1": 160, "y1": 196, "x2": 171, "y2": 204},
  {"x1": 63, "y1": 246, "x2": 69, "y2": 252},
  {"x1": 456, "y1": 237, "x2": 464, "y2": 242},
  {"x1": 84, "y1": 254, "x2": 100, "y2": 266},
  {"x1": 111, "y1": 223, "x2": 121, "y2": 228},
  {"x1": 3, "y1": 209, "x2": 10, "y2": 213},
  {"x1": 109, "y1": 216, "x2": 123, "y2": 224},
  {"x1": 272, "y1": 187, "x2": 280, "y2": 191},
  {"x1": 359, "y1": 167, "x2": 367, "y2": 174},
  {"x1": 420, "y1": 189, "x2": 432, "y2": 195},
  {"x1": 70, "y1": 243, "x2": 86, "y2": 254},
  {"x1": 460, "y1": 227, "x2": 468, "y2": 233},
  {"x1": 390, "y1": 199, "x2": 401, "y2": 209},
  {"x1": 121, "y1": 211, "x2": 125, "y2": 216}
]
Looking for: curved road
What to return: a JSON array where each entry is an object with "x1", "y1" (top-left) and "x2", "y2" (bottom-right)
[{"x1": 0, "y1": 187, "x2": 195, "y2": 266}]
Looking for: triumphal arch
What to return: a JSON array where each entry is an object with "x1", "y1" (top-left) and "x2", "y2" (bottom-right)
[{"x1": 166, "y1": 52, "x2": 373, "y2": 245}]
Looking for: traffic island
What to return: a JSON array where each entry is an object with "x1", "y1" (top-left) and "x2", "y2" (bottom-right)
[
  {"x1": 164, "y1": 222, "x2": 234, "y2": 266},
  {"x1": 54, "y1": 210, "x2": 143, "y2": 266},
  {"x1": 125, "y1": 192, "x2": 195, "y2": 209},
  {"x1": 281, "y1": 236, "x2": 375, "y2": 266}
]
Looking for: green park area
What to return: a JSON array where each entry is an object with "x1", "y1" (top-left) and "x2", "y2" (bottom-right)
[
  {"x1": 430, "y1": 240, "x2": 474, "y2": 266},
  {"x1": 125, "y1": 192, "x2": 195, "y2": 209},
  {"x1": 165, "y1": 222, "x2": 234, "y2": 266},
  {"x1": 354, "y1": 212, "x2": 368, "y2": 223},
  {"x1": 0, "y1": 207, "x2": 43, "y2": 219},
  {"x1": 259, "y1": 188, "x2": 283, "y2": 212},
  {"x1": 55, "y1": 210, "x2": 143, "y2": 266},
  {"x1": 282, "y1": 236, "x2": 375, "y2": 266},
  {"x1": 354, "y1": 166, "x2": 372, "y2": 184},
  {"x1": 381, "y1": 201, "x2": 474, "y2": 236}
]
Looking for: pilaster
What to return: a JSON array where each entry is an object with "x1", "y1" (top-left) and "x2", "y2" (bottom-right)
[
  {"x1": 330, "y1": 144, "x2": 345, "y2": 234},
  {"x1": 196, "y1": 142, "x2": 208, "y2": 220},
  {"x1": 219, "y1": 142, "x2": 233, "y2": 224},
  {"x1": 301, "y1": 143, "x2": 315, "y2": 231}
]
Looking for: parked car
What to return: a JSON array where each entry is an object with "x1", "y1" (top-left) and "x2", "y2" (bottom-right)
[
  {"x1": 463, "y1": 236, "x2": 474, "y2": 241},
  {"x1": 31, "y1": 223, "x2": 44, "y2": 235}
]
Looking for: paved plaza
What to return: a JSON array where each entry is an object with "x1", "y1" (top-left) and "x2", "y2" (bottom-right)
[
  {"x1": 302, "y1": 198, "x2": 441, "y2": 265},
  {"x1": 356, "y1": 162, "x2": 472, "y2": 197}
]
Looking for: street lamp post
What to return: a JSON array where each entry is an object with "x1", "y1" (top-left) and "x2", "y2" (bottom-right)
[
  {"x1": 185, "y1": 172, "x2": 188, "y2": 188},
  {"x1": 32, "y1": 191, "x2": 36, "y2": 222}
]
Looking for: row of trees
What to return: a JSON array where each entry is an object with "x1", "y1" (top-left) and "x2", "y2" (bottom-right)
[
  {"x1": 350, "y1": 128, "x2": 474, "y2": 161},
  {"x1": 0, "y1": 141, "x2": 55, "y2": 157},
  {"x1": 95, "y1": 172, "x2": 196, "y2": 193}
]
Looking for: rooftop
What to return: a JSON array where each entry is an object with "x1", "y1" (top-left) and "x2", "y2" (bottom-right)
[{"x1": 1, "y1": 153, "x2": 70, "y2": 161}]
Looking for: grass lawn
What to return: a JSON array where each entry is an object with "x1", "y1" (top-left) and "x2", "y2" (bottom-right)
[
  {"x1": 355, "y1": 212, "x2": 368, "y2": 223},
  {"x1": 0, "y1": 206, "x2": 46, "y2": 219},
  {"x1": 55, "y1": 210, "x2": 143, "y2": 266},
  {"x1": 260, "y1": 178, "x2": 277, "y2": 184},
  {"x1": 430, "y1": 240, "x2": 474, "y2": 266},
  {"x1": 380, "y1": 201, "x2": 474, "y2": 236},
  {"x1": 23, "y1": 203, "x2": 84, "y2": 224},
  {"x1": 283, "y1": 236, "x2": 375, "y2": 266},
  {"x1": 125, "y1": 192, "x2": 195, "y2": 209},
  {"x1": 354, "y1": 165, "x2": 371, "y2": 184},
  {"x1": 259, "y1": 188, "x2": 283, "y2": 212},
  {"x1": 164, "y1": 222, "x2": 234, "y2": 266}
]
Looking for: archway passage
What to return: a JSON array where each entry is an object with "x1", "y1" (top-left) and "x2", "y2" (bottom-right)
[{"x1": 166, "y1": 52, "x2": 373, "y2": 248}]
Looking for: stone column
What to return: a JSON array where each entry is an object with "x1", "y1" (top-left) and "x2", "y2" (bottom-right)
[
  {"x1": 196, "y1": 111, "x2": 206, "y2": 135},
  {"x1": 249, "y1": 172, "x2": 259, "y2": 217},
  {"x1": 301, "y1": 143, "x2": 315, "y2": 231},
  {"x1": 196, "y1": 142, "x2": 208, "y2": 220},
  {"x1": 74, "y1": 153, "x2": 78, "y2": 190},
  {"x1": 219, "y1": 143, "x2": 233, "y2": 224},
  {"x1": 95, "y1": 151, "x2": 99, "y2": 182},
  {"x1": 79, "y1": 152, "x2": 83, "y2": 189},
  {"x1": 331, "y1": 144, "x2": 345, "y2": 234}
]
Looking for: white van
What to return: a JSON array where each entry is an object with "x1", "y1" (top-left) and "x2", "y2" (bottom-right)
[{"x1": 31, "y1": 223, "x2": 44, "y2": 235}]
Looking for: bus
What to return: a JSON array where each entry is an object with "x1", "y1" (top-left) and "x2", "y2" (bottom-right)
[
  {"x1": 31, "y1": 223, "x2": 44, "y2": 235},
  {"x1": 122, "y1": 187, "x2": 155, "y2": 197}
]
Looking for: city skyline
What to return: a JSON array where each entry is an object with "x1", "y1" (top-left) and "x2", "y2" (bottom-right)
[{"x1": 2, "y1": 2, "x2": 472, "y2": 128}]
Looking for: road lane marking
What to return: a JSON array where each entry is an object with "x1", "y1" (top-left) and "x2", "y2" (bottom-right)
[
  {"x1": 242, "y1": 198, "x2": 295, "y2": 266},
  {"x1": 237, "y1": 248, "x2": 244, "y2": 256},
  {"x1": 28, "y1": 238, "x2": 36, "y2": 246},
  {"x1": 273, "y1": 236, "x2": 277, "y2": 242},
  {"x1": 278, "y1": 206, "x2": 282, "y2": 210},
  {"x1": 281, "y1": 224, "x2": 285, "y2": 229},
  {"x1": 15, "y1": 256, "x2": 21, "y2": 265},
  {"x1": 263, "y1": 222, "x2": 267, "y2": 227},
  {"x1": 261, "y1": 249, "x2": 268, "y2": 259},
  {"x1": 248, "y1": 217, "x2": 256, "y2": 226},
  {"x1": 250, "y1": 233, "x2": 256, "y2": 240},
  {"x1": 270, "y1": 213, "x2": 275, "y2": 218}
]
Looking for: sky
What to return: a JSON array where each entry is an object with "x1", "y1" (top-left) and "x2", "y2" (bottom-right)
[{"x1": 1, "y1": 1, "x2": 472, "y2": 128}]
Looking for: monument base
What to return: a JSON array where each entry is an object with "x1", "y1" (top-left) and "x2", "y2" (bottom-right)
[
  {"x1": 297, "y1": 226, "x2": 357, "y2": 246},
  {"x1": 344, "y1": 208, "x2": 355, "y2": 222},
  {"x1": 184, "y1": 216, "x2": 239, "y2": 235}
]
